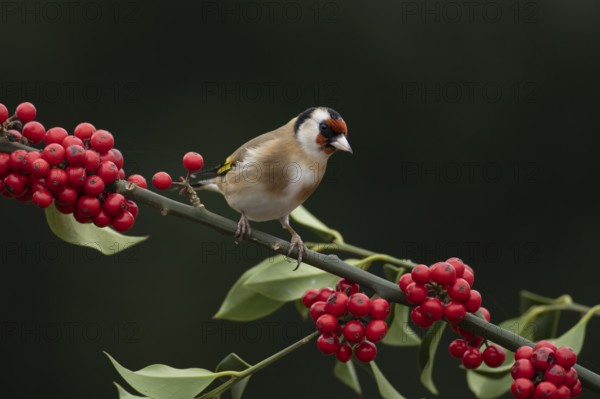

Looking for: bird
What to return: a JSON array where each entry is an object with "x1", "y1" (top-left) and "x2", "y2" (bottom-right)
[{"x1": 191, "y1": 106, "x2": 352, "y2": 266}]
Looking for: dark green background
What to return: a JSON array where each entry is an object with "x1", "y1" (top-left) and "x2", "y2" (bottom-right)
[{"x1": 1, "y1": 0, "x2": 600, "y2": 398}]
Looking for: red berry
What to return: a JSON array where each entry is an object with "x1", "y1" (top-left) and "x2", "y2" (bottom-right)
[
  {"x1": 369, "y1": 298, "x2": 391, "y2": 320},
  {"x1": 347, "y1": 293, "x2": 371, "y2": 317},
  {"x1": 483, "y1": 345, "x2": 506, "y2": 368},
  {"x1": 343, "y1": 320, "x2": 365, "y2": 343},
  {"x1": 125, "y1": 200, "x2": 139, "y2": 217},
  {"x1": 183, "y1": 152, "x2": 204, "y2": 172},
  {"x1": 32, "y1": 188, "x2": 53, "y2": 208},
  {"x1": 421, "y1": 297, "x2": 444, "y2": 321},
  {"x1": 555, "y1": 346, "x2": 577, "y2": 369},
  {"x1": 535, "y1": 382, "x2": 558, "y2": 399},
  {"x1": 45, "y1": 168, "x2": 68, "y2": 192},
  {"x1": 76, "y1": 195, "x2": 101, "y2": 218},
  {"x1": 535, "y1": 340, "x2": 558, "y2": 352},
  {"x1": 570, "y1": 379, "x2": 582, "y2": 397},
  {"x1": 545, "y1": 364, "x2": 566, "y2": 386},
  {"x1": 99, "y1": 150, "x2": 116, "y2": 164},
  {"x1": 42, "y1": 143, "x2": 66, "y2": 166},
  {"x1": 448, "y1": 278, "x2": 471, "y2": 302},
  {"x1": 0, "y1": 153, "x2": 10, "y2": 177},
  {"x1": 316, "y1": 287, "x2": 335, "y2": 302},
  {"x1": 316, "y1": 314, "x2": 338, "y2": 334},
  {"x1": 0, "y1": 103, "x2": 8, "y2": 123},
  {"x1": 56, "y1": 187, "x2": 78, "y2": 204},
  {"x1": 301, "y1": 288, "x2": 319, "y2": 308},
  {"x1": 467, "y1": 335, "x2": 484, "y2": 349},
  {"x1": 127, "y1": 174, "x2": 148, "y2": 189},
  {"x1": 22, "y1": 121, "x2": 46, "y2": 144},
  {"x1": 457, "y1": 327, "x2": 476, "y2": 341},
  {"x1": 325, "y1": 292, "x2": 348, "y2": 317},
  {"x1": 83, "y1": 175, "x2": 105, "y2": 196},
  {"x1": 16, "y1": 102, "x2": 36, "y2": 122},
  {"x1": 6, "y1": 130, "x2": 22, "y2": 142},
  {"x1": 335, "y1": 278, "x2": 360, "y2": 295},
  {"x1": 84, "y1": 150, "x2": 100, "y2": 173},
  {"x1": 399, "y1": 273, "x2": 414, "y2": 292},
  {"x1": 317, "y1": 334, "x2": 339, "y2": 355},
  {"x1": 444, "y1": 301, "x2": 467, "y2": 324},
  {"x1": 73, "y1": 212, "x2": 92, "y2": 224},
  {"x1": 96, "y1": 161, "x2": 119, "y2": 183},
  {"x1": 564, "y1": 367, "x2": 578, "y2": 388},
  {"x1": 62, "y1": 135, "x2": 84, "y2": 148},
  {"x1": 74, "y1": 122, "x2": 96, "y2": 140},
  {"x1": 449, "y1": 339, "x2": 468, "y2": 358},
  {"x1": 531, "y1": 347, "x2": 555, "y2": 371},
  {"x1": 8, "y1": 150, "x2": 27, "y2": 172},
  {"x1": 65, "y1": 145, "x2": 86, "y2": 166},
  {"x1": 90, "y1": 130, "x2": 114, "y2": 152},
  {"x1": 430, "y1": 261, "x2": 457, "y2": 286},
  {"x1": 405, "y1": 282, "x2": 428, "y2": 305},
  {"x1": 93, "y1": 209, "x2": 112, "y2": 228},
  {"x1": 309, "y1": 301, "x2": 327, "y2": 322},
  {"x1": 515, "y1": 346, "x2": 534, "y2": 360},
  {"x1": 104, "y1": 193, "x2": 126, "y2": 217},
  {"x1": 479, "y1": 307, "x2": 491, "y2": 322},
  {"x1": 411, "y1": 264, "x2": 431, "y2": 285},
  {"x1": 152, "y1": 171, "x2": 172, "y2": 190},
  {"x1": 55, "y1": 202, "x2": 75, "y2": 214},
  {"x1": 66, "y1": 166, "x2": 86, "y2": 187},
  {"x1": 462, "y1": 268, "x2": 475, "y2": 286},
  {"x1": 365, "y1": 320, "x2": 387, "y2": 342},
  {"x1": 111, "y1": 149, "x2": 124, "y2": 170},
  {"x1": 511, "y1": 378, "x2": 535, "y2": 399},
  {"x1": 511, "y1": 358, "x2": 536, "y2": 379},
  {"x1": 410, "y1": 306, "x2": 433, "y2": 328},
  {"x1": 464, "y1": 290, "x2": 482, "y2": 313},
  {"x1": 446, "y1": 257, "x2": 466, "y2": 278},
  {"x1": 44, "y1": 127, "x2": 68, "y2": 145},
  {"x1": 354, "y1": 341, "x2": 377, "y2": 363},
  {"x1": 336, "y1": 343, "x2": 352, "y2": 363},
  {"x1": 556, "y1": 385, "x2": 571, "y2": 399},
  {"x1": 111, "y1": 211, "x2": 135, "y2": 232},
  {"x1": 462, "y1": 347, "x2": 483, "y2": 369}
]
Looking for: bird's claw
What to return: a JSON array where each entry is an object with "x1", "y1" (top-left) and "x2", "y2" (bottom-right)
[
  {"x1": 288, "y1": 234, "x2": 307, "y2": 270},
  {"x1": 235, "y1": 214, "x2": 252, "y2": 242}
]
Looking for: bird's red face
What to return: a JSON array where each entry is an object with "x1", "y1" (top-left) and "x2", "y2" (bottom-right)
[{"x1": 316, "y1": 116, "x2": 352, "y2": 155}]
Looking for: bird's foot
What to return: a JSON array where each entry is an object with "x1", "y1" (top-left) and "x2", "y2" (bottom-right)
[
  {"x1": 288, "y1": 232, "x2": 308, "y2": 270},
  {"x1": 235, "y1": 213, "x2": 252, "y2": 242}
]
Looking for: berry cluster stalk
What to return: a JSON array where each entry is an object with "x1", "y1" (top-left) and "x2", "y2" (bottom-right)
[{"x1": 1, "y1": 136, "x2": 600, "y2": 395}]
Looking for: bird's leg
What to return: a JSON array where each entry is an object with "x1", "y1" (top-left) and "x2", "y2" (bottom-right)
[
  {"x1": 279, "y1": 214, "x2": 307, "y2": 270},
  {"x1": 235, "y1": 212, "x2": 252, "y2": 242}
]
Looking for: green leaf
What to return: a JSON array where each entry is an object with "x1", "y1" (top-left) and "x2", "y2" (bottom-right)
[
  {"x1": 370, "y1": 362, "x2": 407, "y2": 399},
  {"x1": 382, "y1": 304, "x2": 421, "y2": 347},
  {"x1": 215, "y1": 354, "x2": 252, "y2": 399},
  {"x1": 550, "y1": 304, "x2": 600, "y2": 352},
  {"x1": 519, "y1": 290, "x2": 568, "y2": 339},
  {"x1": 45, "y1": 202, "x2": 147, "y2": 255},
  {"x1": 244, "y1": 256, "x2": 339, "y2": 302},
  {"x1": 214, "y1": 256, "x2": 286, "y2": 321},
  {"x1": 294, "y1": 299, "x2": 309, "y2": 320},
  {"x1": 106, "y1": 353, "x2": 224, "y2": 399},
  {"x1": 466, "y1": 370, "x2": 513, "y2": 399},
  {"x1": 333, "y1": 361, "x2": 362, "y2": 395},
  {"x1": 290, "y1": 205, "x2": 343, "y2": 241},
  {"x1": 114, "y1": 383, "x2": 149, "y2": 398},
  {"x1": 382, "y1": 264, "x2": 405, "y2": 283},
  {"x1": 417, "y1": 321, "x2": 446, "y2": 395}
]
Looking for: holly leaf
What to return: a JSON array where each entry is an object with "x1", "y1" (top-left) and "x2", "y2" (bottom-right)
[
  {"x1": 417, "y1": 321, "x2": 446, "y2": 395},
  {"x1": 114, "y1": 383, "x2": 149, "y2": 399},
  {"x1": 333, "y1": 361, "x2": 362, "y2": 395},
  {"x1": 244, "y1": 256, "x2": 339, "y2": 302},
  {"x1": 382, "y1": 304, "x2": 421, "y2": 347},
  {"x1": 382, "y1": 264, "x2": 405, "y2": 283},
  {"x1": 369, "y1": 362, "x2": 407, "y2": 399},
  {"x1": 290, "y1": 205, "x2": 343, "y2": 242},
  {"x1": 106, "y1": 353, "x2": 223, "y2": 399},
  {"x1": 215, "y1": 354, "x2": 252, "y2": 399},
  {"x1": 294, "y1": 299, "x2": 309, "y2": 320},
  {"x1": 466, "y1": 369, "x2": 513, "y2": 399},
  {"x1": 549, "y1": 304, "x2": 600, "y2": 352},
  {"x1": 214, "y1": 256, "x2": 286, "y2": 321},
  {"x1": 45, "y1": 202, "x2": 147, "y2": 255}
]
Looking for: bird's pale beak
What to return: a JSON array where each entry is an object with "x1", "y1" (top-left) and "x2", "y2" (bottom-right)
[{"x1": 329, "y1": 135, "x2": 353, "y2": 154}]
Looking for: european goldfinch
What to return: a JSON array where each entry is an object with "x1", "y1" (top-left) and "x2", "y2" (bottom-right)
[{"x1": 191, "y1": 106, "x2": 352, "y2": 264}]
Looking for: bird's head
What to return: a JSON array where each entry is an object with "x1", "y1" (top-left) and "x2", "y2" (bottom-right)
[{"x1": 294, "y1": 107, "x2": 352, "y2": 156}]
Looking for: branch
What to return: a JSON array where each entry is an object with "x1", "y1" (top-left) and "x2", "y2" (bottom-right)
[{"x1": 2, "y1": 137, "x2": 600, "y2": 394}]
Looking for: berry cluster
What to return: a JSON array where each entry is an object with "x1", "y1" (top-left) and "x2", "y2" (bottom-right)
[
  {"x1": 151, "y1": 151, "x2": 204, "y2": 190},
  {"x1": 302, "y1": 279, "x2": 391, "y2": 363},
  {"x1": 400, "y1": 257, "x2": 505, "y2": 369},
  {"x1": 510, "y1": 342, "x2": 581, "y2": 399},
  {"x1": 0, "y1": 102, "x2": 146, "y2": 232}
]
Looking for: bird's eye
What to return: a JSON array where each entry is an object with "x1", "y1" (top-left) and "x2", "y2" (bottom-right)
[{"x1": 319, "y1": 122, "x2": 328, "y2": 132}]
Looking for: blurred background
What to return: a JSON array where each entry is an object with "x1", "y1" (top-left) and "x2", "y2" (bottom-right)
[{"x1": 1, "y1": 0, "x2": 600, "y2": 397}]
